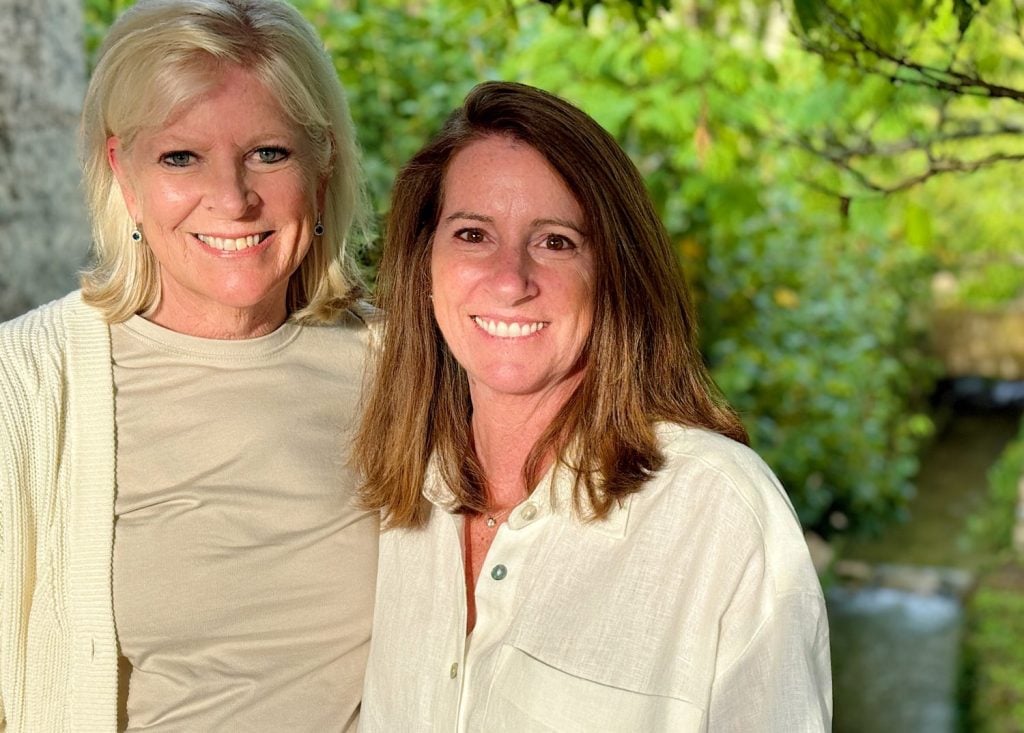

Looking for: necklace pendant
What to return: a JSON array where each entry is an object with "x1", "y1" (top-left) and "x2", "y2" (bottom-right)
[{"x1": 485, "y1": 516, "x2": 497, "y2": 528}]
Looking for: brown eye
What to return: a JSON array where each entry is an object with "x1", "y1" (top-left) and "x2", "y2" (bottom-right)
[
  {"x1": 544, "y1": 234, "x2": 575, "y2": 251},
  {"x1": 455, "y1": 228, "x2": 485, "y2": 243}
]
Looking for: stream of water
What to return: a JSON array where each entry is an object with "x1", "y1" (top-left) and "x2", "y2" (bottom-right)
[
  {"x1": 829, "y1": 586, "x2": 962, "y2": 733},
  {"x1": 828, "y1": 381, "x2": 1023, "y2": 732}
]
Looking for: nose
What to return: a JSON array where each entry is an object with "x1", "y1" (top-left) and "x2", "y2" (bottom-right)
[
  {"x1": 488, "y1": 244, "x2": 538, "y2": 303},
  {"x1": 206, "y1": 161, "x2": 259, "y2": 218}
]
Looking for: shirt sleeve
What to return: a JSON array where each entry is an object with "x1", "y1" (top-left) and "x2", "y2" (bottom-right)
[{"x1": 707, "y1": 591, "x2": 832, "y2": 732}]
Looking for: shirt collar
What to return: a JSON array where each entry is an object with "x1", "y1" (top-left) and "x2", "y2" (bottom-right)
[{"x1": 422, "y1": 453, "x2": 633, "y2": 540}]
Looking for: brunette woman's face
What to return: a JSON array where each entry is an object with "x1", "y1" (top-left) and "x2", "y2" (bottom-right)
[{"x1": 430, "y1": 136, "x2": 596, "y2": 406}]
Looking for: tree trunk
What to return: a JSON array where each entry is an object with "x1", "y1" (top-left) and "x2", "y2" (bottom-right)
[{"x1": 0, "y1": 0, "x2": 89, "y2": 321}]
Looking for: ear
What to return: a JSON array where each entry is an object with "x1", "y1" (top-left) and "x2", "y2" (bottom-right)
[{"x1": 107, "y1": 136, "x2": 140, "y2": 221}]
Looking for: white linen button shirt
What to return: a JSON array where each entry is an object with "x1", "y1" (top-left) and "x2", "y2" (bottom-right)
[{"x1": 360, "y1": 424, "x2": 832, "y2": 732}]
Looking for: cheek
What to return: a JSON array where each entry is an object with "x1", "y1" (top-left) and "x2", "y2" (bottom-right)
[
  {"x1": 429, "y1": 260, "x2": 469, "y2": 343},
  {"x1": 567, "y1": 270, "x2": 597, "y2": 345},
  {"x1": 429, "y1": 249, "x2": 457, "y2": 306},
  {"x1": 432, "y1": 247, "x2": 486, "y2": 296},
  {"x1": 563, "y1": 262, "x2": 596, "y2": 312},
  {"x1": 140, "y1": 180, "x2": 198, "y2": 222},
  {"x1": 276, "y1": 171, "x2": 319, "y2": 214}
]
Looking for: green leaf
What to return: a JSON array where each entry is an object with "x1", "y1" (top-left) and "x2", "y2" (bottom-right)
[
  {"x1": 793, "y1": 0, "x2": 823, "y2": 34},
  {"x1": 903, "y1": 202, "x2": 933, "y2": 250},
  {"x1": 953, "y1": 0, "x2": 976, "y2": 34}
]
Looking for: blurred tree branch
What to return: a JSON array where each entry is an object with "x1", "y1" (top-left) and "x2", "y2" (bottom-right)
[
  {"x1": 535, "y1": 0, "x2": 670, "y2": 24},
  {"x1": 789, "y1": 0, "x2": 1024, "y2": 196}
]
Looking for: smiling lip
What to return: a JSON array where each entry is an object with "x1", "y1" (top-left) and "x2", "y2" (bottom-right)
[
  {"x1": 194, "y1": 231, "x2": 272, "y2": 252},
  {"x1": 472, "y1": 316, "x2": 548, "y2": 338}
]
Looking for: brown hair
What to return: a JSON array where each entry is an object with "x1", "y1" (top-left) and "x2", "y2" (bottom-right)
[{"x1": 356, "y1": 81, "x2": 747, "y2": 528}]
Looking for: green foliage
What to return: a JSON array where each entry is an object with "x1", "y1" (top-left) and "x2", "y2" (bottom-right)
[
  {"x1": 962, "y1": 416, "x2": 1024, "y2": 727},
  {"x1": 698, "y1": 199, "x2": 939, "y2": 531},
  {"x1": 913, "y1": 163, "x2": 1024, "y2": 309},
  {"x1": 962, "y1": 580, "x2": 1024, "y2": 732},
  {"x1": 83, "y1": 0, "x2": 135, "y2": 67},
  {"x1": 537, "y1": 0, "x2": 669, "y2": 25},
  {"x1": 966, "y1": 418, "x2": 1024, "y2": 558},
  {"x1": 501, "y1": 4, "x2": 939, "y2": 533},
  {"x1": 88, "y1": 0, "x2": 1018, "y2": 534},
  {"x1": 788, "y1": 0, "x2": 1024, "y2": 199},
  {"x1": 300, "y1": 1, "x2": 506, "y2": 214},
  {"x1": 953, "y1": 0, "x2": 992, "y2": 35},
  {"x1": 960, "y1": 262, "x2": 1024, "y2": 308},
  {"x1": 792, "y1": 0, "x2": 822, "y2": 34}
]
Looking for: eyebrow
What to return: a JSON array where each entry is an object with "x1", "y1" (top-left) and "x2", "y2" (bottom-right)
[{"x1": 443, "y1": 211, "x2": 586, "y2": 236}]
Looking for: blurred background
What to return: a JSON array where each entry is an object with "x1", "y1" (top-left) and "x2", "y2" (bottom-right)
[{"x1": 2, "y1": 0, "x2": 1022, "y2": 729}]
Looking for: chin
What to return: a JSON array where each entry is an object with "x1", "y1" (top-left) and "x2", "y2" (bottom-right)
[
  {"x1": 211, "y1": 279, "x2": 290, "y2": 311},
  {"x1": 473, "y1": 370, "x2": 562, "y2": 399}
]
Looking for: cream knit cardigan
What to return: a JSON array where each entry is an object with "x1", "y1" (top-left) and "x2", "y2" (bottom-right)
[{"x1": 0, "y1": 292, "x2": 118, "y2": 731}]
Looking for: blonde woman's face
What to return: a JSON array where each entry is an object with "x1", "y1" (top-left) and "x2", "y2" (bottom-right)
[
  {"x1": 108, "y1": 65, "x2": 320, "y2": 337},
  {"x1": 431, "y1": 136, "x2": 596, "y2": 408}
]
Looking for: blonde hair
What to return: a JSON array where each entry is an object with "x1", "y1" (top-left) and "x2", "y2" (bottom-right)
[
  {"x1": 79, "y1": 0, "x2": 369, "y2": 323},
  {"x1": 356, "y1": 82, "x2": 747, "y2": 528}
]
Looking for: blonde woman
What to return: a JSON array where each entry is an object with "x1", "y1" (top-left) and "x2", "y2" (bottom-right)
[{"x1": 0, "y1": 1, "x2": 376, "y2": 728}]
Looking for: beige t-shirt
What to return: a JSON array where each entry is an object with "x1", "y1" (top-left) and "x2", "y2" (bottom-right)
[{"x1": 110, "y1": 313, "x2": 377, "y2": 732}]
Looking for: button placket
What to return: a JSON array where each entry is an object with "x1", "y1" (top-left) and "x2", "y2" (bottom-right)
[{"x1": 459, "y1": 507, "x2": 552, "y2": 731}]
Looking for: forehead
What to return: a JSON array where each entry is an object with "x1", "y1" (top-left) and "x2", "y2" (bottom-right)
[
  {"x1": 441, "y1": 137, "x2": 581, "y2": 219},
  {"x1": 128, "y1": 64, "x2": 304, "y2": 153},
  {"x1": 171, "y1": 67, "x2": 281, "y2": 128}
]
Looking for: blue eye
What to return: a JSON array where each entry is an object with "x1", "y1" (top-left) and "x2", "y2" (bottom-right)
[
  {"x1": 255, "y1": 147, "x2": 289, "y2": 164},
  {"x1": 161, "y1": 151, "x2": 195, "y2": 167}
]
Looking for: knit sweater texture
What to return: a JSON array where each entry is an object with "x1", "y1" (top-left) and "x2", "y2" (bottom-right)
[{"x1": 1, "y1": 292, "x2": 127, "y2": 731}]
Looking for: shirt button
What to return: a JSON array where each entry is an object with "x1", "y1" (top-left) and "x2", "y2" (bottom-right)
[
  {"x1": 450, "y1": 662, "x2": 459, "y2": 678},
  {"x1": 491, "y1": 564, "x2": 508, "y2": 581},
  {"x1": 520, "y1": 503, "x2": 538, "y2": 521}
]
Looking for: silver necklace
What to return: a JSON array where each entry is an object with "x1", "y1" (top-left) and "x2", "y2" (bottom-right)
[{"x1": 483, "y1": 505, "x2": 515, "y2": 529}]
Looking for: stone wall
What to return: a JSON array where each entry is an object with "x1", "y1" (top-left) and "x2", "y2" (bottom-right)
[
  {"x1": 931, "y1": 305, "x2": 1024, "y2": 381},
  {"x1": 0, "y1": 0, "x2": 89, "y2": 322}
]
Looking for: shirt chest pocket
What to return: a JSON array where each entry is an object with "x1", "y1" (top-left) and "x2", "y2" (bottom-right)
[{"x1": 483, "y1": 645, "x2": 706, "y2": 732}]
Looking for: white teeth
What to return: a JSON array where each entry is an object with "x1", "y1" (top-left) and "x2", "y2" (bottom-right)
[
  {"x1": 196, "y1": 233, "x2": 265, "y2": 251},
  {"x1": 473, "y1": 317, "x2": 546, "y2": 338}
]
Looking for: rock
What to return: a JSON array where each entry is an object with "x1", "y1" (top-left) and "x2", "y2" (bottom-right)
[
  {"x1": 804, "y1": 531, "x2": 834, "y2": 575},
  {"x1": 834, "y1": 559, "x2": 873, "y2": 584},
  {"x1": 0, "y1": 0, "x2": 89, "y2": 322}
]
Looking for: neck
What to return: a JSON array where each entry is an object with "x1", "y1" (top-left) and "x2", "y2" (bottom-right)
[
  {"x1": 146, "y1": 288, "x2": 288, "y2": 339},
  {"x1": 469, "y1": 376, "x2": 580, "y2": 508}
]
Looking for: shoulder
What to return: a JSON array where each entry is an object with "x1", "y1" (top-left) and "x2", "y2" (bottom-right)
[
  {"x1": 0, "y1": 292, "x2": 102, "y2": 382},
  {"x1": 289, "y1": 300, "x2": 379, "y2": 374},
  {"x1": 347, "y1": 300, "x2": 384, "y2": 351},
  {"x1": 297, "y1": 299, "x2": 374, "y2": 342},
  {"x1": 657, "y1": 422, "x2": 770, "y2": 472},
  {"x1": 346, "y1": 298, "x2": 382, "y2": 327},
  {"x1": 630, "y1": 423, "x2": 820, "y2": 596},
  {"x1": 652, "y1": 422, "x2": 798, "y2": 525},
  {"x1": 628, "y1": 423, "x2": 810, "y2": 578},
  {"x1": 312, "y1": 298, "x2": 378, "y2": 330},
  {"x1": 0, "y1": 292, "x2": 109, "y2": 445},
  {"x1": 1, "y1": 292, "x2": 73, "y2": 344}
]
